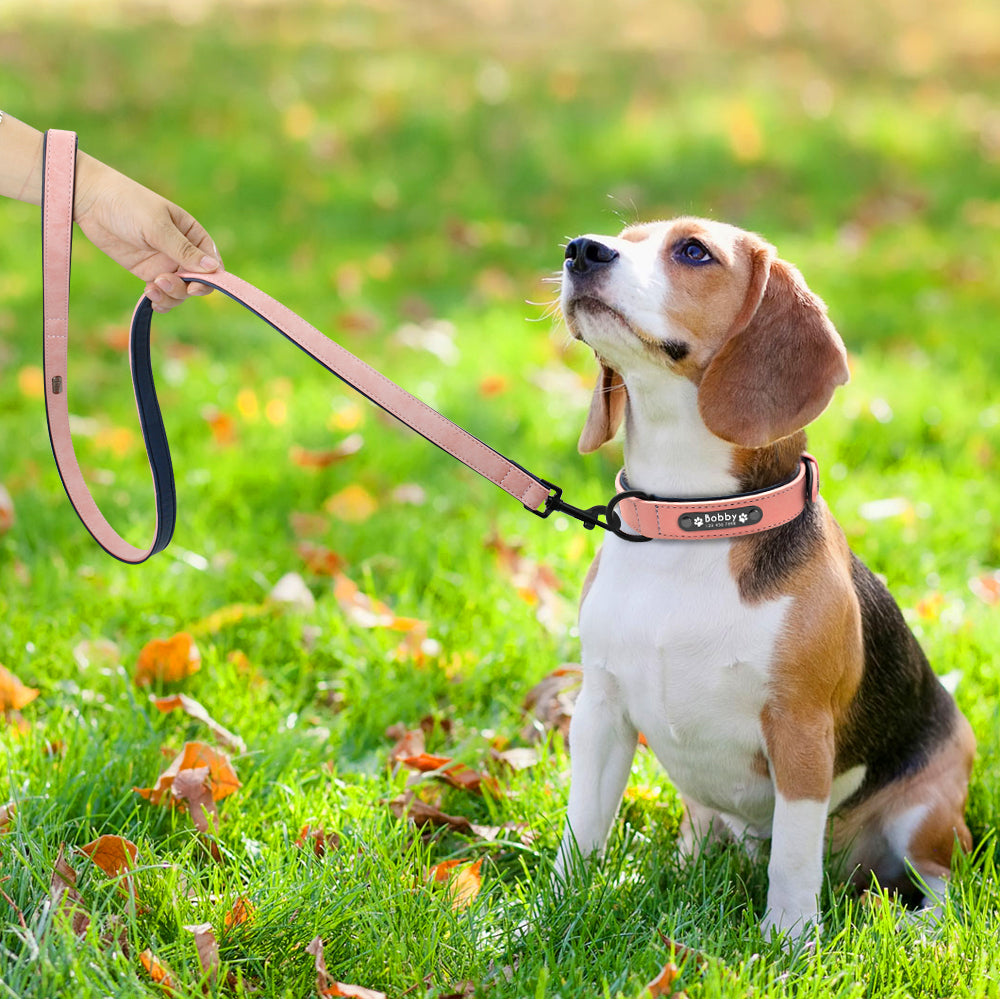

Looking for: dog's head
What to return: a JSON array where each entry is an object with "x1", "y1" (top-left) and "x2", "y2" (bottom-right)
[{"x1": 560, "y1": 218, "x2": 849, "y2": 453}]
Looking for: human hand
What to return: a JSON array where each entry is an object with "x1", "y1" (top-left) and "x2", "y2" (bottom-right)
[{"x1": 73, "y1": 153, "x2": 222, "y2": 313}]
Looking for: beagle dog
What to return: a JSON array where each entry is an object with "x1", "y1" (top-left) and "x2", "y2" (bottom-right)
[{"x1": 555, "y1": 217, "x2": 975, "y2": 940}]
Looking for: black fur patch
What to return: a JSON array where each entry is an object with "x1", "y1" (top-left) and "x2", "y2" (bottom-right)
[{"x1": 834, "y1": 555, "x2": 956, "y2": 810}]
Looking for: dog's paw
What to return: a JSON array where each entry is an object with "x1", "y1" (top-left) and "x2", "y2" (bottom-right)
[{"x1": 761, "y1": 907, "x2": 822, "y2": 949}]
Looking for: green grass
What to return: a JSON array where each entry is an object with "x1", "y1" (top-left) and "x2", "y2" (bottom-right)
[{"x1": 1, "y1": 1, "x2": 999, "y2": 996}]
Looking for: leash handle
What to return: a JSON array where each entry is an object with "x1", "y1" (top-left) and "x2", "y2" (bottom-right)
[
  {"x1": 41, "y1": 129, "x2": 552, "y2": 563},
  {"x1": 42, "y1": 129, "x2": 175, "y2": 563}
]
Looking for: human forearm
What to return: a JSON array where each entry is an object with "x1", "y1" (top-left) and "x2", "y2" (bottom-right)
[{"x1": 0, "y1": 111, "x2": 46, "y2": 204}]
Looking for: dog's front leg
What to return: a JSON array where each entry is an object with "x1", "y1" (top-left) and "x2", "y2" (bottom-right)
[
  {"x1": 554, "y1": 666, "x2": 638, "y2": 881},
  {"x1": 761, "y1": 704, "x2": 835, "y2": 942}
]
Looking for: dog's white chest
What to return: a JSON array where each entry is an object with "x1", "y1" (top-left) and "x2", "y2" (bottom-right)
[{"x1": 579, "y1": 537, "x2": 791, "y2": 829}]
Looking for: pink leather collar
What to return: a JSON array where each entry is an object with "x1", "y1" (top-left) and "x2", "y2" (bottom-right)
[{"x1": 611, "y1": 454, "x2": 819, "y2": 540}]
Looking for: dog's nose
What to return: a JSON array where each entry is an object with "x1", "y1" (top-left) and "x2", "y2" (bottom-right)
[{"x1": 564, "y1": 237, "x2": 619, "y2": 275}]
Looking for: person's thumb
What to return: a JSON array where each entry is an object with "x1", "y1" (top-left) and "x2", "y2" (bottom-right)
[{"x1": 157, "y1": 219, "x2": 220, "y2": 273}]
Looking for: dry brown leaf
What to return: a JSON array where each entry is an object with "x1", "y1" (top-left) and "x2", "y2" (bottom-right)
[
  {"x1": 134, "y1": 741, "x2": 241, "y2": 809},
  {"x1": 387, "y1": 726, "x2": 426, "y2": 761},
  {"x1": 295, "y1": 825, "x2": 339, "y2": 858},
  {"x1": 307, "y1": 939, "x2": 388, "y2": 1000},
  {"x1": 184, "y1": 922, "x2": 220, "y2": 982},
  {"x1": 386, "y1": 792, "x2": 472, "y2": 834},
  {"x1": 152, "y1": 693, "x2": 246, "y2": 753},
  {"x1": 140, "y1": 949, "x2": 177, "y2": 991},
  {"x1": 521, "y1": 665, "x2": 582, "y2": 743},
  {"x1": 134, "y1": 633, "x2": 201, "y2": 687},
  {"x1": 645, "y1": 961, "x2": 680, "y2": 998},
  {"x1": 398, "y1": 753, "x2": 499, "y2": 796},
  {"x1": 49, "y1": 845, "x2": 90, "y2": 937},
  {"x1": 171, "y1": 766, "x2": 218, "y2": 833},
  {"x1": 334, "y1": 573, "x2": 433, "y2": 662},
  {"x1": 0, "y1": 664, "x2": 39, "y2": 712}
]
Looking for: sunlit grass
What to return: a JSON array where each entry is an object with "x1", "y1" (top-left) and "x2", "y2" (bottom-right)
[{"x1": 0, "y1": 2, "x2": 998, "y2": 996}]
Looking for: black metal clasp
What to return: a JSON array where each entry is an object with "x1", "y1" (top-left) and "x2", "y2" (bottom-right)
[{"x1": 527, "y1": 480, "x2": 653, "y2": 542}]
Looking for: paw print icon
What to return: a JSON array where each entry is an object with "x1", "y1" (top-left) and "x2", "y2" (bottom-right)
[
  {"x1": 693, "y1": 517, "x2": 703, "y2": 527},
  {"x1": 738, "y1": 512, "x2": 748, "y2": 523}
]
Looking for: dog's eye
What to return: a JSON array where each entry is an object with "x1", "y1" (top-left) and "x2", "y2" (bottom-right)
[{"x1": 675, "y1": 239, "x2": 714, "y2": 265}]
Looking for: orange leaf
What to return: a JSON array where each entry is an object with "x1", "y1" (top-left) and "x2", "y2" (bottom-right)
[
  {"x1": 290, "y1": 434, "x2": 363, "y2": 469},
  {"x1": 307, "y1": 938, "x2": 387, "y2": 1000},
  {"x1": 297, "y1": 542, "x2": 346, "y2": 577},
  {"x1": 140, "y1": 949, "x2": 176, "y2": 991},
  {"x1": 79, "y1": 835, "x2": 137, "y2": 878},
  {"x1": 152, "y1": 693, "x2": 246, "y2": 753},
  {"x1": 134, "y1": 633, "x2": 201, "y2": 687},
  {"x1": 203, "y1": 407, "x2": 237, "y2": 446},
  {"x1": 134, "y1": 741, "x2": 241, "y2": 808},
  {"x1": 427, "y1": 859, "x2": 465, "y2": 883},
  {"x1": 970, "y1": 571, "x2": 1000, "y2": 605},
  {"x1": 399, "y1": 753, "x2": 498, "y2": 796},
  {"x1": 645, "y1": 961, "x2": 680, "y2": 998},
  {"x1": 448, "y1": 859, "x2": 482, "y2": 911},
  {"x1": 325, "y1": 484, "x2": 378, "y2": 523},
  {"x1": 0, "y1": 664, "x2": 39, "y2": 712},
  {"x1": 224, "y1": 895, "x2": 256, "y2": 928},
  {"x1": 17, "y1": 365, "x2": 44, "y2": 399}
]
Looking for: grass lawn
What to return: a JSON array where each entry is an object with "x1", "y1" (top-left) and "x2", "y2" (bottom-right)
[{"x1": 1, "y1": 1, "x2": 999, "y2": 996}]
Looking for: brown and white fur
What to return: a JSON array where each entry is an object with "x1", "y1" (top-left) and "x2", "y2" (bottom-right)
[{"x1": 556, "y1": 217, "x2": 975, "y2": 940}]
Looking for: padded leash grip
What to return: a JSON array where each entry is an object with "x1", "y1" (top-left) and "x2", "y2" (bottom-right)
[{"x1": 42, "y1": 129, "x2": 175, "y2": 563}]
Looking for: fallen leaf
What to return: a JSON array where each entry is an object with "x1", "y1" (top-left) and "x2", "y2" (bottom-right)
[
  {"x1": 486, "y1": 532, "x2": 569, "y2": 632},
  {"x1": 189, "y1": 602, "x2": 271, "y2": 636},
  {"x1": 295, "y1": 825, "x2": 339, "y2": 858},
  {"x1": 290, "y1": 512, "x2": 331, "y2": 538},
  {"x1": 0, "y1": 664, "x2": 39, "y2": 712},
  {"x1": 447, "y1": 859, "x2": 482, "y2": 911},
  {"x1": 0, "y1": 483, "x2": 15, "y2": 534},
  {"x1": 490, "y1": 747, "x2": 539, "y2": 771},
  {"x1": 140, "y1": 949, "x2": 177, "y2": 991},
  {"x1": 290, "y1": 434, "x2": 363, "y2": 469},
  {"x1": 970, "y1": 570, "x2": 1000, "y2": 605},
  {"x1": 184, "y1": 922, "x2": 219, "y2": 982},
  {"x1": 171, "y1": 766, "x2": 218, "y2": 833},
  {"x1": 645, "y1": 961, "x2": 680, "y2": 998},
  {"x1": 387, "y1": 727, "x2": 426, "y2": 761},
  {"x1": 17, "y1": 365, "x2": 44, "y2": 399},
  {"x1": 49, "y1": 845, "x2": 90, "y2": 937},
  {"x1": 386, "y1": 792, "x2": 473, "y2": 834},
  {"x1": 134, "y1": 741, "x2": 241, "y2": 808},
  {"x1": 152, "y1": 693, "x2": 246, "y2": 753},
  {"x1": 398, "y1": 753, "x2": 499, "y2": 796},
  {"x1": 0, "y1": 800, "x2": 15, "y2": 833},
  {"x1": 224, "y1": 895, "x2": 256, "y2": 928},
  {"x1": 307, "y1": 936, "x2": 386, "y2": 998},
  {"x1": 79, "y1": 835, "x2": 137, "y2": 878},
  {"x1": 134, "y1": 633, "x2": 201, "y2": 687},
  {"x1": 520, "y1": 665, "x2": 582, "y2": 743},
  {"x1": 325, "y1": 483, "x2": 378, "y2": 523},
  {"x1": 333, "y1": 574, "x2": 432, "y2": 662},
  {"x1": 203, "y1": 407, "x2": 237, "y2": 446},
  {"x1": 297, "y1": 542, "x2": 346, "y2": 577}
]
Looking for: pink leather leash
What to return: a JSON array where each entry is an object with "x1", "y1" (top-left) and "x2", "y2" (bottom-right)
[{"x1": 41, "y1": 129, "x2": 820, "y2": 562}]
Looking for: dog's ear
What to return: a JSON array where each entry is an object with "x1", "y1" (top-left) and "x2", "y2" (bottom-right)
[
  {"x1": 578, "y1": 363, "x2": 626, "y2": 454},
  {"x1": 698, "y1": 249, "x2": 849, "y2": 448}
]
